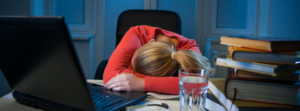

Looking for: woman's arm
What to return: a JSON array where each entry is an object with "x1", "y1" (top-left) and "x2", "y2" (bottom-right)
[
  {"x1": 105, "y1": 73, "x2": 180, "y2": 94},
  {"x1": 103, "y1": 27, "x2": 145, "y2": 84},
  {"x1": 104, "y1": 25, "x2": 201, "y2": 94}
]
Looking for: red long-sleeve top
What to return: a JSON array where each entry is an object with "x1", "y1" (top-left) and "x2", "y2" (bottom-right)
[{"x1": 103, "y1": 25, "x2": 201, "y2": 95}]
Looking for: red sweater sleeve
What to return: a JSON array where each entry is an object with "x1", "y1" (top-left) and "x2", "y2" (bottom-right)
[
  {"x1": 103, "y1": 25, "x2": 201, "y2": 95},
  {"x1": 103, "y1": 26, "x2": 148, "y2": 83}
]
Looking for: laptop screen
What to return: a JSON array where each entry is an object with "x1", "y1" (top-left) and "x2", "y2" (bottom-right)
[{"x1": 0, "y1": 16, "x2": 95, "y2": 110}]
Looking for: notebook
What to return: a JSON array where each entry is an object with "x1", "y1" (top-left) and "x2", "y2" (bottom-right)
[{"x1": 0, "y1": 16, "x2": 147, "y2": 111}]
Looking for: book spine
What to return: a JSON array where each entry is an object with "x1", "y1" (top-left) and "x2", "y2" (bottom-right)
[
  {"x1": 225, "y1": 68, "x2": 300, "y2": 106},
  {"x1": 230, "y1": 69, "x2": 297, "y2": 85},
  {"x1": 214, "y1": 56, "x2": 278, "y2": 76},
  {"x1": 224, "y1": 68, "x2": 233, "y2": 99},
  {"x1": 240, "y1": 46, "x2": 272, "y2": 52},
  {"x1": 240, "y1": 99, "x2": 286, "y2": 105},
  {"x1": 220, "y1": 37, "x2": 272, "y2": 52},
  {"x1": 229, "y1": 45, "x2": 271, "y2": 53}
]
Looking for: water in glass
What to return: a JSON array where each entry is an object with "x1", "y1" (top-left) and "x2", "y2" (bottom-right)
[{"x1": 179, "y1": 76, "x2": 208, "y2": 111}]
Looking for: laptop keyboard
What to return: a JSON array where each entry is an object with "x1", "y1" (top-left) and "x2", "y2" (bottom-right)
[{"x1": 92, "y1": 94, "x2": 123, "y2": 110}]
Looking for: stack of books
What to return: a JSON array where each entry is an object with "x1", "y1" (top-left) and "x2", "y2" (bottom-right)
[
  {"x1": 213, "y1": 36, "x2": 300, "y2": 106},
  {"x1": 208, "y1": 78, "x2": 300, "y2": 110}
]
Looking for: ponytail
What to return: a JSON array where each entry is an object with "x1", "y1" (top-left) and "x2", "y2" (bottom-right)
[
  {"x1": 132, "y1": 42, "x2": 177, "y2": 77},
  {"x1": 132, "y1": 42, "x2": 213, "y2": 77},
  {"x1": 173, "y1": 50, "x2": 213, "y2": 73}
]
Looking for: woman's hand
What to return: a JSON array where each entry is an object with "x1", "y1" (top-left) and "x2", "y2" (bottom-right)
[{"x1": 105, "y1": 73, "x2": 145, "y2": 92}]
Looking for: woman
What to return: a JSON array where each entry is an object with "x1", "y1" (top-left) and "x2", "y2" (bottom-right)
[{"x1": 104, "y1": 25, "x2": 212, "y2": 95}]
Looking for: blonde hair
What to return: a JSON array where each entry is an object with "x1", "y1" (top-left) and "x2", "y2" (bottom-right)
[{"x1": 132, "y1": 42, "x2": 212, "y2": 77}]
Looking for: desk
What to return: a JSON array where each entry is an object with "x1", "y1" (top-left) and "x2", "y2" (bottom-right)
[
  {"x1": 0, "y1": 79, "x2": 182, "y2": 111},
  {"x1": 0, "y1": 92, "x2": 181, "y2": 111},
  {"x1": 3, "y1": 79, "x2": 298, "y2": 111},
  {"x1": 0, "y1": 93, "x2": 43, "y2": 111},
  {"x1": 0, "y1": 79, "x2": 225, "y2": 111}
]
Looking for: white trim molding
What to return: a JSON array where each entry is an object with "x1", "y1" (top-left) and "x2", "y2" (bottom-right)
[
  {"x1": 30, "y1": 0, "x2": 98, "y2": 79},
  {"x1": 72, "y1": 34, "x2": 94, "y2": 41},
  {"x1": 144, "y1": 0, "x2": 157, "y2": 10},
  {"x1": 31, "y1": 0, "x2": 95, "y2": 34},
  {"x1": 256, "y1": 0, "x2": 272, "y2": 37},
  {"x1": 66, "y1": 0, "x2": 93, "y2": 33}
]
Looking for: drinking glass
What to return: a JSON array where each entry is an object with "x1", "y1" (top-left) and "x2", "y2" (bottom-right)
[{"x1": 179, "y1": 68, "x2": 210, "y2": 111}]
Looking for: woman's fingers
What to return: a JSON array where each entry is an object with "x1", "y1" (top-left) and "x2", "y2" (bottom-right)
[
  {"x1": 104, "y1": 73, "x2": 144, "y2": 92},
  {"x1": 105, "y1": 74, "x2": 127, "y2": 87},
  {"x1": 106, "y1": 81, "x2": 128, "y2": 89},
  {"x1": 112, "y1": 86, "x2": 131, "y2": 91}
]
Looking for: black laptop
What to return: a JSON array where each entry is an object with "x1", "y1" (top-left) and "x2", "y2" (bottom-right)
[{"x1": 0, "y1": 16, "x2": 147, "y2": 111}]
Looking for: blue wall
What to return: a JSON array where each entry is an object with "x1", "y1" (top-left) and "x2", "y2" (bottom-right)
[
  {"x1": 104, "y1": 0, "x2": 144, "y2": 59},
  {"x1": 270, "y1": 0, "x2": 300, "y2": 38}
]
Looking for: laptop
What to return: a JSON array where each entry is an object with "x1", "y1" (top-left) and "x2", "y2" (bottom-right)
[{"x1": 0, "y1": 16, "x2": 147, "y2": 111}]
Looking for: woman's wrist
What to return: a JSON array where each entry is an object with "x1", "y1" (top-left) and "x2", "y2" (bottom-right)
[{"x1": 139, "y1": 78, "x2": 145, "y2": 92}]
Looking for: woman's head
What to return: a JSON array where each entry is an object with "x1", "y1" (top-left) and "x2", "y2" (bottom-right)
[
  {"x1": 131, "y1": 42, "x2": 212, "y2": 77},
  {"x1": 132, "y1": 42, "x2": 177, "y2": 77}
]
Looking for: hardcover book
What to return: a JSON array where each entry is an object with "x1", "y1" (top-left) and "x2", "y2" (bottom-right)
[
  {"x1": 210, "y1": 78, "x2": 300, "y2": 109},
  {"x1": 234, "y1": 69, "x2": 299, "y2": 81},
  {"x1": 220, "y1": 36, "x2": 300, "y2": 52},
  {"x1": 208, "y1": 78, "x2": 239, "y2": 111},
  {"x1": 225, "y1": 68, "x2": 300, "y2": 106},
  {"x1": 214, "y1": 55, "x2": 300, "y2": 76},
  {"x1": 228, "y1": 46, "x2": 298, "y2": 65}
]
